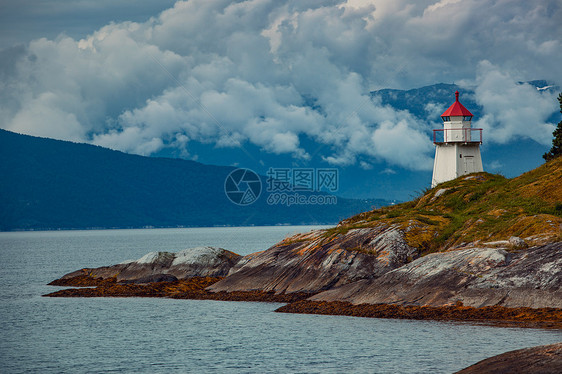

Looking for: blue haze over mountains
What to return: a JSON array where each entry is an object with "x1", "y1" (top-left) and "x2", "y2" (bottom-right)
[
  {"x1": 0, "y1": 129, "x2": 381, "y2": 231},
  {"x1": 154, "y1": 81, "x2": 559, "y2": 200},
  {"x1": 1, "y1": 82, "x2": 557, "y2": 231}
]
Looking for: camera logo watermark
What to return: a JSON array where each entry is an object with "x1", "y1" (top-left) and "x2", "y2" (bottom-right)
[
  {"x1": 224, "y1": 168, "x2": 262, "y2": 206},
  {"x1": 224, "y1": 167, "x2": 338, "y2": 206}
]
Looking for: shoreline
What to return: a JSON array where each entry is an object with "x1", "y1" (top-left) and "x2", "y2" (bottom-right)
[
  {"x1": 1, "y1": 224, "x2": 333, "y2": 233},
  {"x1": 44, "y1": 276, "x2": 562, "y2": 329},
  {"x1": 45, "y1": 277, "x2": 313, "y2": 303},
  {"x1": 276, "y1": 300, "x2": 562, "y2": 329}
]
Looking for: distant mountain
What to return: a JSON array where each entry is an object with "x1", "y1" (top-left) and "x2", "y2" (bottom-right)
[
  {"x1": 149, "y1": 81, "x2": 558, "y2": 202},
  {"x1": 372, "y1": 80, "x2": 558, "y2": 121},
  {"x1": 374, "y1": 83, "x2": 471, "y2": 115},
  {"x1": 0, "y1": 129, "x2": 389, "y2": 231}
]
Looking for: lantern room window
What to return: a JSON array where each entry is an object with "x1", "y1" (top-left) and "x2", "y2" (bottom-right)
[
  {"x1": 463, "y1": 116, "x2": 472, "y2": 121},
  {"x1": 442, "y1": 116, "x2": 450, "y2": 122}
]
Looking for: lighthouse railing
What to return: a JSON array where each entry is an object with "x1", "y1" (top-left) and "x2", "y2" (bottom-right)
[{"x1": 433, "y1": 128, "x2": 482, "y2": 144}]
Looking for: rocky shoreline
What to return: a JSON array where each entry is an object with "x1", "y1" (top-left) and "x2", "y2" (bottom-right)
[
  {"x1": 43, "y1": 161, "x2": 562, "y2": 371},
  {"x1": 276, "y1": 300, "x2": 562, "y2": 329},
  {"x1": 309, "y1": 242, "x2": 562, "y2": 309},
  {"x1": 44, "y1": 232, "x2": 562, "y2": 373},
  {"x1": 46, "y1": 276, "x2": 312, "y2": 303},
  {"x1": 45, "y1": 266, "x2": 562, "y2": 329},
  {"x1": 45, "y1": 236, "x2": 562, "y2": 329},
  {"x1": 45, "y1": 275, "x2": 562, "y2": 329},
  {"x1": 46, "y1": 163, "x2": 562, "y2": 329}
]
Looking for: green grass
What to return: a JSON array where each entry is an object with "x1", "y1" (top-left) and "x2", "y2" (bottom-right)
[{"x1": 334, "y1": 159, "x2": 562, "y2": 253}]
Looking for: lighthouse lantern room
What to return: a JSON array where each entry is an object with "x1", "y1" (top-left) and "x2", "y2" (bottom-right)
[{"x1": 431, "y1": 91, "x2": 483, "y2": 188}]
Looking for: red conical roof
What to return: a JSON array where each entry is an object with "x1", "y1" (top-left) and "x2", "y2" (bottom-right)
[{"x1": 441, "y1": 91, "x2": 473, "y2": 117}]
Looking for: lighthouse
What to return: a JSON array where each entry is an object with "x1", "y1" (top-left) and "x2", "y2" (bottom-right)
[{"x1": 431, "y1": 91, "x2": 483, "y2": 188}]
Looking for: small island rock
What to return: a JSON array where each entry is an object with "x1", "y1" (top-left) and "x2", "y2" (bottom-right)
[{"x1": 50, "y1": 246, "x2": 241, "y2": 285}]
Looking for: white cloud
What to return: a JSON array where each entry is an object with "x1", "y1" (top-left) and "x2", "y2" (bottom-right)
[
  {"x1": 9, "y1": 92, "x2": 85, "y2": 141},
  {"x1": 371, "y1": 120, "x2": 434, "y2": 170},
  {"x1": 0, "y1": 0, "x2": 560, "y2": 170},
  {"x1": 380, "y1": 167, "x2": 396, "y2": 175},
  {"x1": 472, "y1": 61, "x2": 558, "y2": 145},
  {"x1": 487, "y1": 160, "x2": 503, "y2": 171},
  {"x1": 359, "y1": 161, "x2": 373, "y2": 170},
  {"x1": 424, "y1": 102, "x2": 445, "y2": 119}
]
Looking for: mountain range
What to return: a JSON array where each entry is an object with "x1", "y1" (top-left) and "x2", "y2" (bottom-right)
[
  {"x1": 151, "y1": 81, "x2": 559, "y2": 201},
  {"x1": 0, "y1": 129, "x2": 386, "y2": 230},
  {"x1": 1, "y1": 81, "x2": 558, "y2": 230}
]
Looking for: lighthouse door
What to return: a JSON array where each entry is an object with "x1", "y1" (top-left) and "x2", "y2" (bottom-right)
[{"x1": 463, "y1": 155, "x2": 475, "y2": 174}]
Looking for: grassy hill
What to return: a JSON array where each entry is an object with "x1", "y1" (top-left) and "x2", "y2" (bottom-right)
[{"x1": 334, "y1": 157, "x2": 562, "y2": 253}]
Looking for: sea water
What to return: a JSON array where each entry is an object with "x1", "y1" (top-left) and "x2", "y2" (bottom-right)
[{"x1": 0, "y1": 227, "x2": 560, "y2": 373}]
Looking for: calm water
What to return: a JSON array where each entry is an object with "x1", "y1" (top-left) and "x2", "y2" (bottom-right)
[{"x1": 0, "y1": 227, "x2": 560, "y2": 373}]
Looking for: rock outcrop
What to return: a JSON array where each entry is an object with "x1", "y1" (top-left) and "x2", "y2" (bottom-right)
[
  {"x1": 276, "y1": 300, "x2": 562, "y2": 328},
  {"x1": 46, "y1": 158, "x2": 562, "y2": 327},
  {"x1": 50, "y1": 246, "x2": 241, "y2": 285},
  {"x1": 207, "y1": 224, "x2": 419, "y2": 294},
  {"x1": 455, "y1": 342, "x2": 562, "y2": 374},
  {"x1": 310, "y1": 242, "x2": 562, "y2": 308}
]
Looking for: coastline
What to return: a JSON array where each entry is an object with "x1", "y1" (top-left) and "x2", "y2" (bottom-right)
[
  {"x1": 45, "y1": 277, "x2": 312, "y2": 304},
  {"x1": 44, "y1": 276, "x2": 562, "y2": 329},
  {"x1": 42, "y1": 158, "x2": 562, "y2": 332},
  {"x1": 276, "y1": 300, "x2": 562, "y2": 329}
]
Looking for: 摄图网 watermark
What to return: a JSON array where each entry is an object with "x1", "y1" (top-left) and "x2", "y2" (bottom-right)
[{"x1": 224, "y1": 167, "x2": 338, "y2": 206}]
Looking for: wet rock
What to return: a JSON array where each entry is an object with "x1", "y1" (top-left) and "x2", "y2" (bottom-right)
[
  {"x1": 276, "y1": 300, "x2": 562, "y2": 329},
  {"x1": 50, "y1": 246, "x2": 241, "y2": 285},
  {"x1": 44, "y1": 276, "x2": 313, "y2": 303},
  {"x1": 455, "y1": 342, "x2": 562, "y2": 373},
  {"x1": 120, "y1": 274, "x2": 178, "y2": 284},
  {"x1": 312, "y1": 243, "x2": 562, "y2": 308},
  {"x1": 46, "y1": 277, "x2": 221, "y2": 298},
  {"x1": 208, "y1": 224, "x2": 419, "y2": 294}
]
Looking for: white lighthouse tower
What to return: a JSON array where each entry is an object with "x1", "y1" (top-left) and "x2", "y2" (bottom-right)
[{"x1": 431, "y1": 91, "x2": 483, "y2": 188}]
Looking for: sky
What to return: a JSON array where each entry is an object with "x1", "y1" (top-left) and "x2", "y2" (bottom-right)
[{"x1": 1, "y1": 0, "x2": 561, "y2": 199}]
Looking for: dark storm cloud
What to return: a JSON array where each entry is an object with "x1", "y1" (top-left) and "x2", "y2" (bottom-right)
[
  {"x1": 0, "y1": 0, "x2": 177, "y2": 49},
  {"x1": 0, "y1": 0, "x2": 560, "y2": 170}
]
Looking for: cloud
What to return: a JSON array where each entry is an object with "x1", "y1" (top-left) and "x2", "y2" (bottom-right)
[
  {"x1": 380, "y1": 167, "x2": 396, "y2": 175},
  {"x1": 0, "y1": 0, "x2": 178, "y2": 49},
  {"x1": 360, "y1": 161, "x2": 373, "y2": 170},
  {"x1": 472, "y1": 61, "x2": 558, "y2": 145},
  {"x1": 0, "y1": 0, "x2": 561, "y2": 170},
  {"x1": 487, "y1": 160, "x2": 503, "y2": 171},
  {"x1": 371, "y1": 120, "x2": 434, "y2": 170}
]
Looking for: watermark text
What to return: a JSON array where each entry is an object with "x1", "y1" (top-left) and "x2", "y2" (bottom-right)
[{"x1": 266, "y1": 192, "x2": 337, "y2": 206}]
